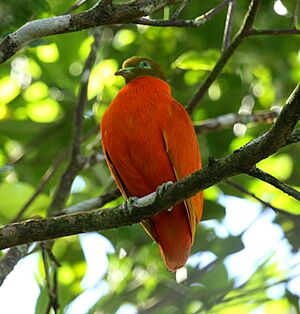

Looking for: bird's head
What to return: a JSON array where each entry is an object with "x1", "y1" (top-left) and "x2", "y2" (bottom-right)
[{"x1": 115, "y1": 56, "x2": 166, "y2": 84}]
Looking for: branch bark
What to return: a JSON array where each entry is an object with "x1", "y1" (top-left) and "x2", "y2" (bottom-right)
[
  {"x1": 0, "y1": 0, "x2": 176, "y2": 64},
  {"x1": 0, "y1": 83, "x2": 299, "y2": 250}
]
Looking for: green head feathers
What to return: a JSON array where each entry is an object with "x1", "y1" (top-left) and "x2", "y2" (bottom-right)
[{"x1": 115, "y1": 56, "x2": 166, "y2": 84}]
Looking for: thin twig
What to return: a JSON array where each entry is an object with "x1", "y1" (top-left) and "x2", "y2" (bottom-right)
[
  {"x1": 187, "y1": 0, "x2": 262, "y2": 113},
  {"x1": 13, "y1": 153, "x2": 66, "y2": 222},
  {"x1": 48, "y1": 28, "x2": 102, "y2": 214},
  {"x1": 7, "y1": 122, "x2": 63, "y2": 166},
  {"x1": 64, "y1": 0, "x2": 88, "y2": 14},
  {"x1": 0, "y1": 244, "x2": 30, "y2": 286},
  {"x1": 196, "y1": 0, "x2": 231, "y2": 22},
  {"x1": 293, "y1": 0, "x2": 300, "y2": 29},
  {"x1": 194, "y1": 110, "x2": 279, "y2": 134},
  {"x1": 249, "y1": 28, "x2": 300, "y2": 36},
  {"x1": 134, "y1": 0, "x2": 230, "y2": 27},
  {"x1": 171, "y1": 0, "x2": 191, "y2": 19},
  {"x1": 61, "y1": 189, "x2": 121, "y2": 214},
  {"x1": 244, "y1": 167, "x2": 300, "y2": 202},
  {"x1": 222, "y1": 0, "x2": 236, "y2": 51},
  {"x1": 224, "y1": 179, "x2": 290, "y2": 215},
  {"x1": 41, "y1": 243, "x2": 59, "y2": 314},
  {"x1": 135, "y1": 17, "x2": 206, "y2": 27}
]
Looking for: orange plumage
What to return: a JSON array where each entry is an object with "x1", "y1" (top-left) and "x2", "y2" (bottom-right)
[{"x1": 101, "y1": 57, "x2": 203, "y2": 271}]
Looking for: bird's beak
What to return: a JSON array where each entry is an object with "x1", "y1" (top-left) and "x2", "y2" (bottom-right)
[
  {"x1": 114, "y1": 69, "x2": 127, "y2": 76},
  {"x1": 114, "y1": 67, "x2": 134, "y2": 77}
]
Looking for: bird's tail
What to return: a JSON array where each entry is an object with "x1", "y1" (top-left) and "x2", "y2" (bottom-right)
[{"x1": 150, "y1": 203, "x2": 192, "y2": 272}]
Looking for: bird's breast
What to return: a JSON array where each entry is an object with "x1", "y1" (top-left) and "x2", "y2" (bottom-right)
[{"x1": 101, "y1": 77, "x2": 175, "y2": 194}]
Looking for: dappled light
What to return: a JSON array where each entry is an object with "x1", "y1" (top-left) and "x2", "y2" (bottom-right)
[{"x1": 0, "y1": 0, "x2": 299, "y2": 313}]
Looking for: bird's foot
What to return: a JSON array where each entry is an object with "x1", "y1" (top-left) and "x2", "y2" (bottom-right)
[
  {"x1": 156, "y1": 181, "x2": 173, "y2": 197},
  {"x1": 123, "y1": 196, "x2": 138, "y2": 215},
  {"x1": 156, "y1": 181, "x2": 174, "y2": 212},
  {"x1": 208, "y1": 155, "x2": 218, "y2": 166}
]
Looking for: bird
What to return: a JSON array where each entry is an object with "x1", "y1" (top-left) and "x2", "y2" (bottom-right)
[{"x1": 100, "y1": 56, "x2": 203, "y2": 271}]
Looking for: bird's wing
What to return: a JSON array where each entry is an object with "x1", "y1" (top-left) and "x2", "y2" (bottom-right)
[
  {"x1": 162, "y1": 100, "x2": 203, "y2": 241},
  {"x1": 102, "y1": 144, "x2": 156, "y2": 240},
  {"x1": 102, "y1": 146, "x2": 130, "y2": 198}
]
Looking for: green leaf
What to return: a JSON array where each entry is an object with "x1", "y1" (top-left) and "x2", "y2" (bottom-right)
[
  {"x1": 202, "y1": 200, "x2": 226, "y2": 221},
  {"x1": 0, "y1": 120, "x2": 53, "y2": 142},
  {"x1": 173, "y1": 49, "x2": 220, "y2": 71},
  {"x1": 0, "y1": 181, "x2": 49, "y2": 222}
]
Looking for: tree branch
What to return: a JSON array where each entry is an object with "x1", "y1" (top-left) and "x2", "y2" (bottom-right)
[
  {"x1": 41, "y1": 244, "x2": 59, "y2": 314},
  {"x1": 13, "y1": 154, "x2": 65, "y2": 222},
  {"x1": 171, "y1": 0, "x2": 191, "y2": 19},
  {"x1": 134, "y1": 17, "x2": 207, "y2": 27},
  {"x1": 222, "y1": 0, "x2": 236, "y2": 51},
  {"x1": 224, "y1": 179, "x2": 293, "y2": 216},
  {"x1": 61, "y1": 189, "x2": 121, "y2": 214},
  {"x1": 293, "y1": 0, "x2": 300, "y2": 29},
  {"x1": 0, "y1": 244, "x2": 30, "y2": 285},
  {"x1": 64, "y1": 0, "x2": 88, "y2": 14},
  {"x1": 244, "y1": 167, "x2": 300, "y2": 202},
  {"x1": 249, "y1": 28, "x2": 300, "y2": 36},
  {"x1": 134, "y1": 0, "x2": 230, "y2": 27},
  {"x1": 285, "y1": 128, "x2": 300, "y2": 145},
  {"x1": 0, "y1": 83, "x2": 299, "y2": 250},
  {"x1": 0, "y1": 0, "x2": 176, "y2": 64},
  {"x1": 194, "y1": 110, "x2": 279, "y2": 134},
  {"x1": 48, "y1": 28, "x2": 102, "y2": 213},
  {"x1": 187, "y1": 0, "x2": 262, "y2": 113}
]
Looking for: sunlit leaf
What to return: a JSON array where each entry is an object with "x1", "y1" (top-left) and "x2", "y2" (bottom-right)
[
  {"x1": 0, "y1": 182, "x2": 49, "y2": 223},
  {"x1": 173, "y1": 50, "x2": 220, "y2": 71},
  {"x1": 27, "y1": 98, "x2": 62, "y2": 122},
  {"x1": 36, "y1": 43, "x2": 59, "y2": 63},
  {"x1": 0, "y1": 76, "x2": 20, "y2": 106}
]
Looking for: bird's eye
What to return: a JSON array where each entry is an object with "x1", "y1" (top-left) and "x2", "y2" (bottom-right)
[{"x1": 139, "y1": 60, "x2": 151, "y2": 69}]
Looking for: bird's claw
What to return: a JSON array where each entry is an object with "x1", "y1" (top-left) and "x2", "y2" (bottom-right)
[
  {"x1": 123, "y1": 197, "x2": 138, "y2": 215},
  {"x1": 156, "y1": 181, "x2": 173, "y2": 212},
  {"x1": 156, "y1": 181, "x2": 173, "y2": 197}
]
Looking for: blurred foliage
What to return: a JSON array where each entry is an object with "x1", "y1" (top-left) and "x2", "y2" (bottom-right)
[{"x1": 0, "y1": 0, "x2": 300, "y2": 313}]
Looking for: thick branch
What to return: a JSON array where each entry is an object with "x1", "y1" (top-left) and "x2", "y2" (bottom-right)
[
  {"x1": 0, "y1": 0, "x2": 176, "y2": 64},
  {"x1": 0, "y1": 83, "x2": 299, "y2": 250}
]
